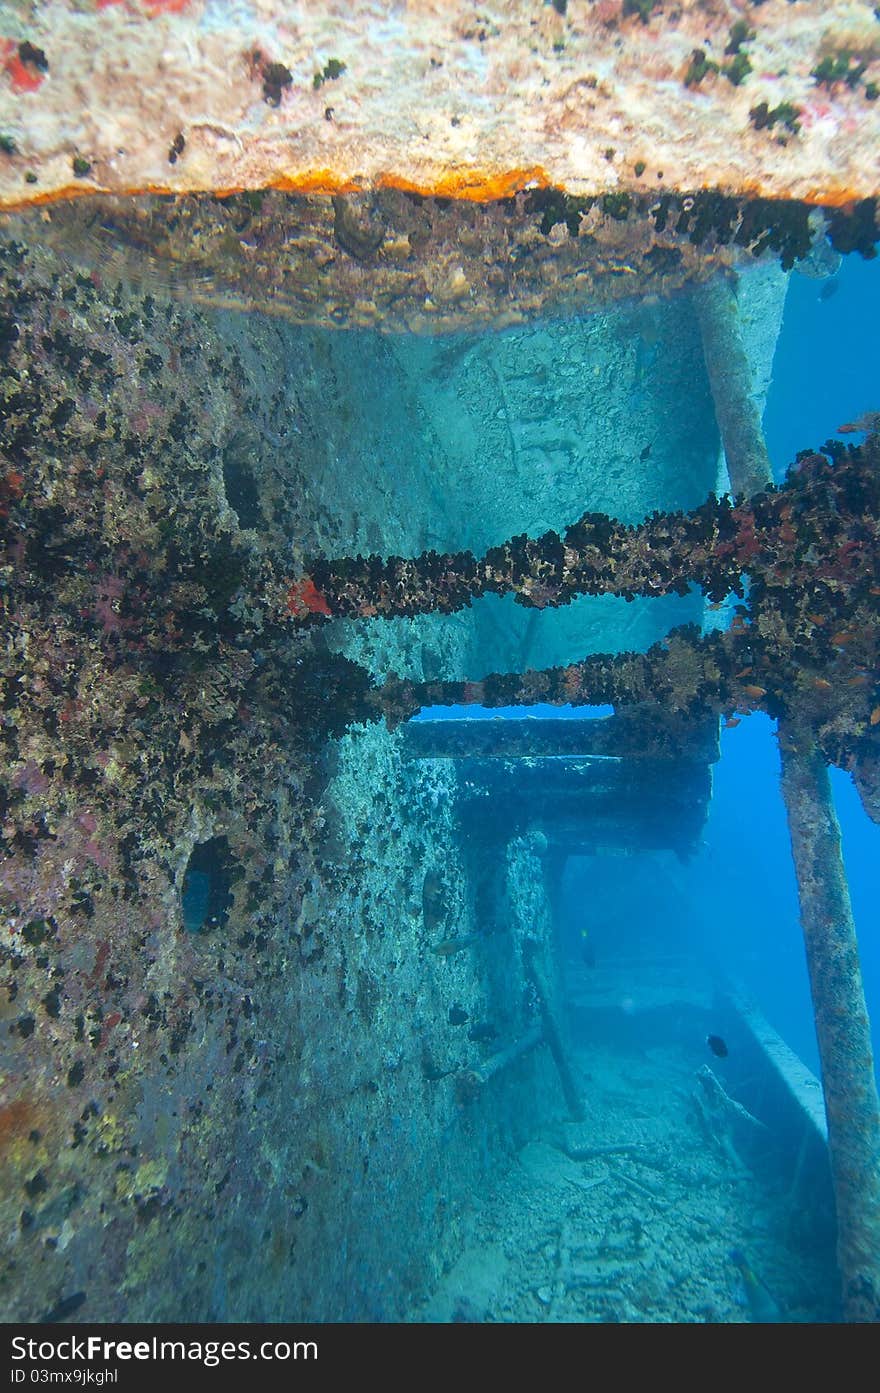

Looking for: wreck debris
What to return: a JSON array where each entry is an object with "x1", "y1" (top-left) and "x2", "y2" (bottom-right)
[
  {"x1": 692, "y1": 1064, "x2": 768, "y2": 1177},
  {"x1": 522, "y1": 938, "x2": 584, "y2": 1123},
  {"x1": 454, "y1": 1025, "x2": 544, "y2": 1106}
]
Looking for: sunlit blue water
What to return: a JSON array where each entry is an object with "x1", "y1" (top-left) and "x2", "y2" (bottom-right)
[{"x1": 416, "y1": 253, "x2": 880, "y2": 1094}]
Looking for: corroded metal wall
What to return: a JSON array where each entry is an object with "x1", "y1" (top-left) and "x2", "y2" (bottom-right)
[{"x1": 0, "y1": 235, "x2": 566, "y2": 1321}]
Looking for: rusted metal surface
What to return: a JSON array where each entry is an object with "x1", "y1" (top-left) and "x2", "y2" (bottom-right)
[{"x1": 0, "y1": 1, "x2": 878, "y2": 211}]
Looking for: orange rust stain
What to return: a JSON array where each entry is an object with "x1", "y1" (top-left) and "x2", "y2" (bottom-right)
[
  {"x1": 264, "y1": 171, "x2": 363, "y2": 197},
  {"x1": 377, "y1": 166, "x2": 552, "y2": 202},
  {"x1": 0, "y1": 183, "x2": 102, "y2": 212},
  {"x1": 736, "y1": 178, "x2": 870, "y2": 210},
  {"x1": 0, "y1": 169, "x2": 871, "y2": 215},
  {"x1": 0, "y1": 172, "x2": 366, "y2": 213},
  {"x1": 804, "y1": 189, "x2": 875, "y2": 210}
]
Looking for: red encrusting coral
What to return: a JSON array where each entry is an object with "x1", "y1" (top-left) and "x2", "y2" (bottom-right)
[
  {"x1": 95, "y1": 0, "x2": 192, "y2": 12},
  {"x1": 1, "y1": 40, "x2": 46, "y2": 94},
  {"x1": 0, "y1": 469, "x2": 23, "y2": 518},
  {"x1": 287, "y1": 576, "x2": 332, "y2": 618}
]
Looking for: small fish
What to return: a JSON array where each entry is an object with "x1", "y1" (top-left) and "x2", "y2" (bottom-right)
[
  {"x1": 639, "y1": 443, "x2": 652, "y2": 461},
  {"x1": 707, "y1": 1034, "x2": 729, "y2": 1058},
  {"x1": 730, "y1": 1250, "x2": 783, "y2": 1323},
  {"x1": 818, "y1": 277, "x2": 840, "y2": 302},
  {"x1": 448, "y1": 1004, "x2": 469, "y2": 1026}
]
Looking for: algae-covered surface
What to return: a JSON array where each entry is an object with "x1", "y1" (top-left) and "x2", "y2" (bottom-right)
[{"x1": 1, "y1": 10, "x2": 879, "y2": 1326}]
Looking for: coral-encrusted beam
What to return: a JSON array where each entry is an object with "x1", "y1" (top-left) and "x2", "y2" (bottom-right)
[
  {"x1": 285, "y1": 440, "x2": 880, "y2": 624},
  {"x1": 301, "y1": 438, "x2": 880, "y2": 771},
  {"x1": 779, "y1": 731, "x2": 880, "y2": 1322},
  {"x1": 696, "y1": 280, "x2": 880, "y2": 1324}
]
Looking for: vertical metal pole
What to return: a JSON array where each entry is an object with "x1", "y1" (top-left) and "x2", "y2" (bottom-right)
[
  {"x1": 694, "y1": 277, "x2": 773, "y2": 497},
  {"x1": 696, "y1": 275, "x2": 880, "y2": 1320},
  {"x1": 778, "y1": 732, "x2": 880, "y2": 1319}
]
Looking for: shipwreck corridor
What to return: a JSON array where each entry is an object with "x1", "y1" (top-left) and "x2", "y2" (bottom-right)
[{"x1": 0, "y1": 175, "x2": 878, "y2": 1326}]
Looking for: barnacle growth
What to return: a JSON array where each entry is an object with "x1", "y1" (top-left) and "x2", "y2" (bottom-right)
[{"x1": 1, "y1": 0, "x2": 880, "y2": 1330}]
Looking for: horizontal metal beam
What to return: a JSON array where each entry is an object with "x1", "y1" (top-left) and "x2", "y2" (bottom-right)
[{"x1": 403, "y1": 711, "x2": 720, "y2": 764}]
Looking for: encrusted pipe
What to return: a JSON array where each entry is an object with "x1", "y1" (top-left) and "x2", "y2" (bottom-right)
[
  {"x1": 778, "y1": 732, "x2": 880, "y2": 1322},
  {"x1": 454, "y1": 1025, "x2": 544, "y2": 1104},
  {"x1": 698, "y1": 270, "x2": 880, "y2": 1321},
  {"x1": 523, "y1": 938, "x2": 585, "y2": 1122},
  {"x1": 694, "y1": 276, "x2": 774, "y2": 497}
]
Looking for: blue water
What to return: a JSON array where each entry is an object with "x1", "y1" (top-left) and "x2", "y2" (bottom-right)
[
  {"x1": 731, "y1": 255, "x2": 880, "y2": 1079},
  {"x1": 397, "y1": 250, "x2": 880, "y2": 1325},
  {"x1": 764, "y1": 256, "x2": 880, "y2": 481},
  {"x1": 415, "y1": 252, "x2": 880, "y2": 1087}
]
